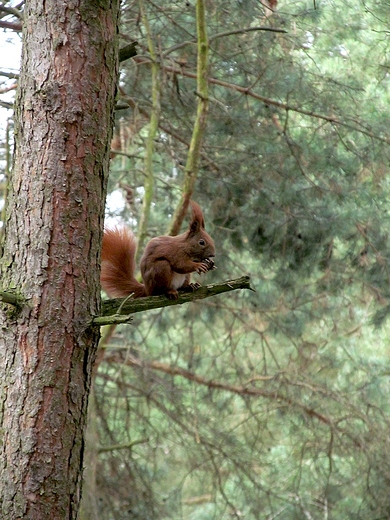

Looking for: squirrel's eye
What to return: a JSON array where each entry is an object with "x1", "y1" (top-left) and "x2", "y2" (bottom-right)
[{"x1": 199, "y1": 239, "x2": 205, "y2": 246}]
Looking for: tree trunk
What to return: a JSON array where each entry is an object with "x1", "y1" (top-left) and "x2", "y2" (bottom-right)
[{"x1": 0, "y1": 1, "x2": 119, "y2": 518}]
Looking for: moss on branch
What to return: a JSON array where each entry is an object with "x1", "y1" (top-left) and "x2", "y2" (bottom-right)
[{"x1": 96, "y1": 276, "x2": 253, "y2": 325}]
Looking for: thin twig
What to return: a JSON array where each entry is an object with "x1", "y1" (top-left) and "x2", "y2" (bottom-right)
[{"x1": 134, "y1": 57, "x2": 390, "y2": 145}]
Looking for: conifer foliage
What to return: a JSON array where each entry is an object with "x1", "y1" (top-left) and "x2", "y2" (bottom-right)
[
  {"x1": 2, "y1": 0, "x2": 390, "y2": 518},
  {"x1": 95, "y1": 1, "x2": 390, "y2": 518}
]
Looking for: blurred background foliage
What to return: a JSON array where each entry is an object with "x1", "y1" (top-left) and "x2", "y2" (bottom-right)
[{"x1": 2, "y1": 0, "x2": 390, "y2": 518}]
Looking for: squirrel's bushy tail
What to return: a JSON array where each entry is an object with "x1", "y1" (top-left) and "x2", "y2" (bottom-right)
[{"x1": 101, "y1": 227, "x2": 146, "y2": 298}]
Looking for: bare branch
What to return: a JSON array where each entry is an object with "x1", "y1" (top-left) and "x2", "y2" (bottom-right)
[
  {"x1": 0, "y1": 83, "x2": 16, "y2": 94},
  {"x1": 209, "y1": 25, "x2": 288, "y2": 42},
  {"x1": 105, "y1": 351, "x2": 333, "y2": 426},
  {"x1": 98, "y1": 276, "x2": 253, "y2": 322},
  {"x1": 0, "y1": 19, "x2": 22, "y2": 30},
  {"x1": 163, "y1": 25, "x2": 287, "y2": 57},
  {"x1": 118, "y1": 41, "x2": 138, "y2": 62},
  {"x1": 134, "y1": 57, "x2": 390, "y2": 145},
  {"x1": 98, "y1": 438, "x2": 149, "y2": 453},
  {"x1": 0, "y1": 70, "x2": 19, "y2": 80},
  {"x1": 0, "y1": 99, "x2": 13, "y2": 110},
  {"x1": 0, "y1": 4, "x2": 23, "y2": 20},
  {"x1": 0, "y1": 291, "x2": 24, "y2": 306}
]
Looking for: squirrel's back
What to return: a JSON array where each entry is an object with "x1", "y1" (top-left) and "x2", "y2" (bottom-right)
[{"x1": 101, "y1": 227, "x2": 146, "y2": 298}]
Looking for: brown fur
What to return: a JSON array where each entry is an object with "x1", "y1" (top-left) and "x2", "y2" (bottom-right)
[
  {"x1": 101, "y1": 201, "x2": 215, "y2": 299},
  {"x1": 101, "y1": 227, "x2": 146, "y2": 298}
]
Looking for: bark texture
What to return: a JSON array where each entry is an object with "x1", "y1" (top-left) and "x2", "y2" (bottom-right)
[{"x1": 0, "y1": 0, "x2": 119, "y2": 518}]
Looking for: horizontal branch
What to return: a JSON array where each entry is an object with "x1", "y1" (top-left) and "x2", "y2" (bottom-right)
[
  {"x1": 163, "y1": 25, "x2": 287, "y2": 57},
  {"x1": 98, "y1": 276, "x2": 253, "y2": 324},
  {"x1": 0, "y1": 100, "x2": 14, "y2": 110},
  {"x1": 0, "y1": 84, "x2": 17, "y2": 95},
  {"x1": 133, "y1": 57, "x2": 390, "y2": 145},
  {"x1": 105, "y1": 351, "x2": 332, "y2": 427},
  {"x1": 0, "y1": 70, "x2": 19, "y2": 80},
  {"x1": 98, "y1": 438, "x2": 149, "y2": 453},
  {"x1": 0, "y1": 4, "x2": 24, "y2": 20},
  {"x1": 0, "y1": 291, "x2": 23, "y2": 306},
  {"x1": 102, "y1": 353, "x2": 365, "y2": 448},
  {"x1": 118, "y1": 41, "x2": 138, "y2": 63},
  {"x1": 3, "y1": 277, "x2": 252, "y2": 322},
  {"x1": 0, "y1": 20, "x2": 22, "y2": 31},
  {"x1": 209, "y1": 25, "x2": 288, "y2": 42},
  {"x1": 93, "y1": 313, "x2": 134, "y2": 326}
]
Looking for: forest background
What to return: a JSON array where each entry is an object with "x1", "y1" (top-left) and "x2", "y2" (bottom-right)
[{"x1": 1, "y1": 0, "x2": 390, "y2": 519}]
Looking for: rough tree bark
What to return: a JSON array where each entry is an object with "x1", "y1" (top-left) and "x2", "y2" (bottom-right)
[{"x1": 0, "y1": 1, "x2": 119, "y2": 518}]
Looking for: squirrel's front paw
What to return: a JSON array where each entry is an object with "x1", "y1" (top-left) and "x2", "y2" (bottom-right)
[
  {"x1": 204, "y1": 257, "x2": 216, "y2": 271},
  {"x1": 196, "y1": 258, "x2": 216, "y2": 274},
  {"x1": 195, "y1": 262, "x2": 209, "y2": 274}
]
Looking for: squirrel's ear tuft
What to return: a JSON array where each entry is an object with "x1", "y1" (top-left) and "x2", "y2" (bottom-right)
[{"x1": 189, "y1": 200, "x2": 205, "y2": 231}]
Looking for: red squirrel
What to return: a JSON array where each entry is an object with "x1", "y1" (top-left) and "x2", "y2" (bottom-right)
[{"x1": 101, "y1": 200, "x2": 216, "y2": 299}]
